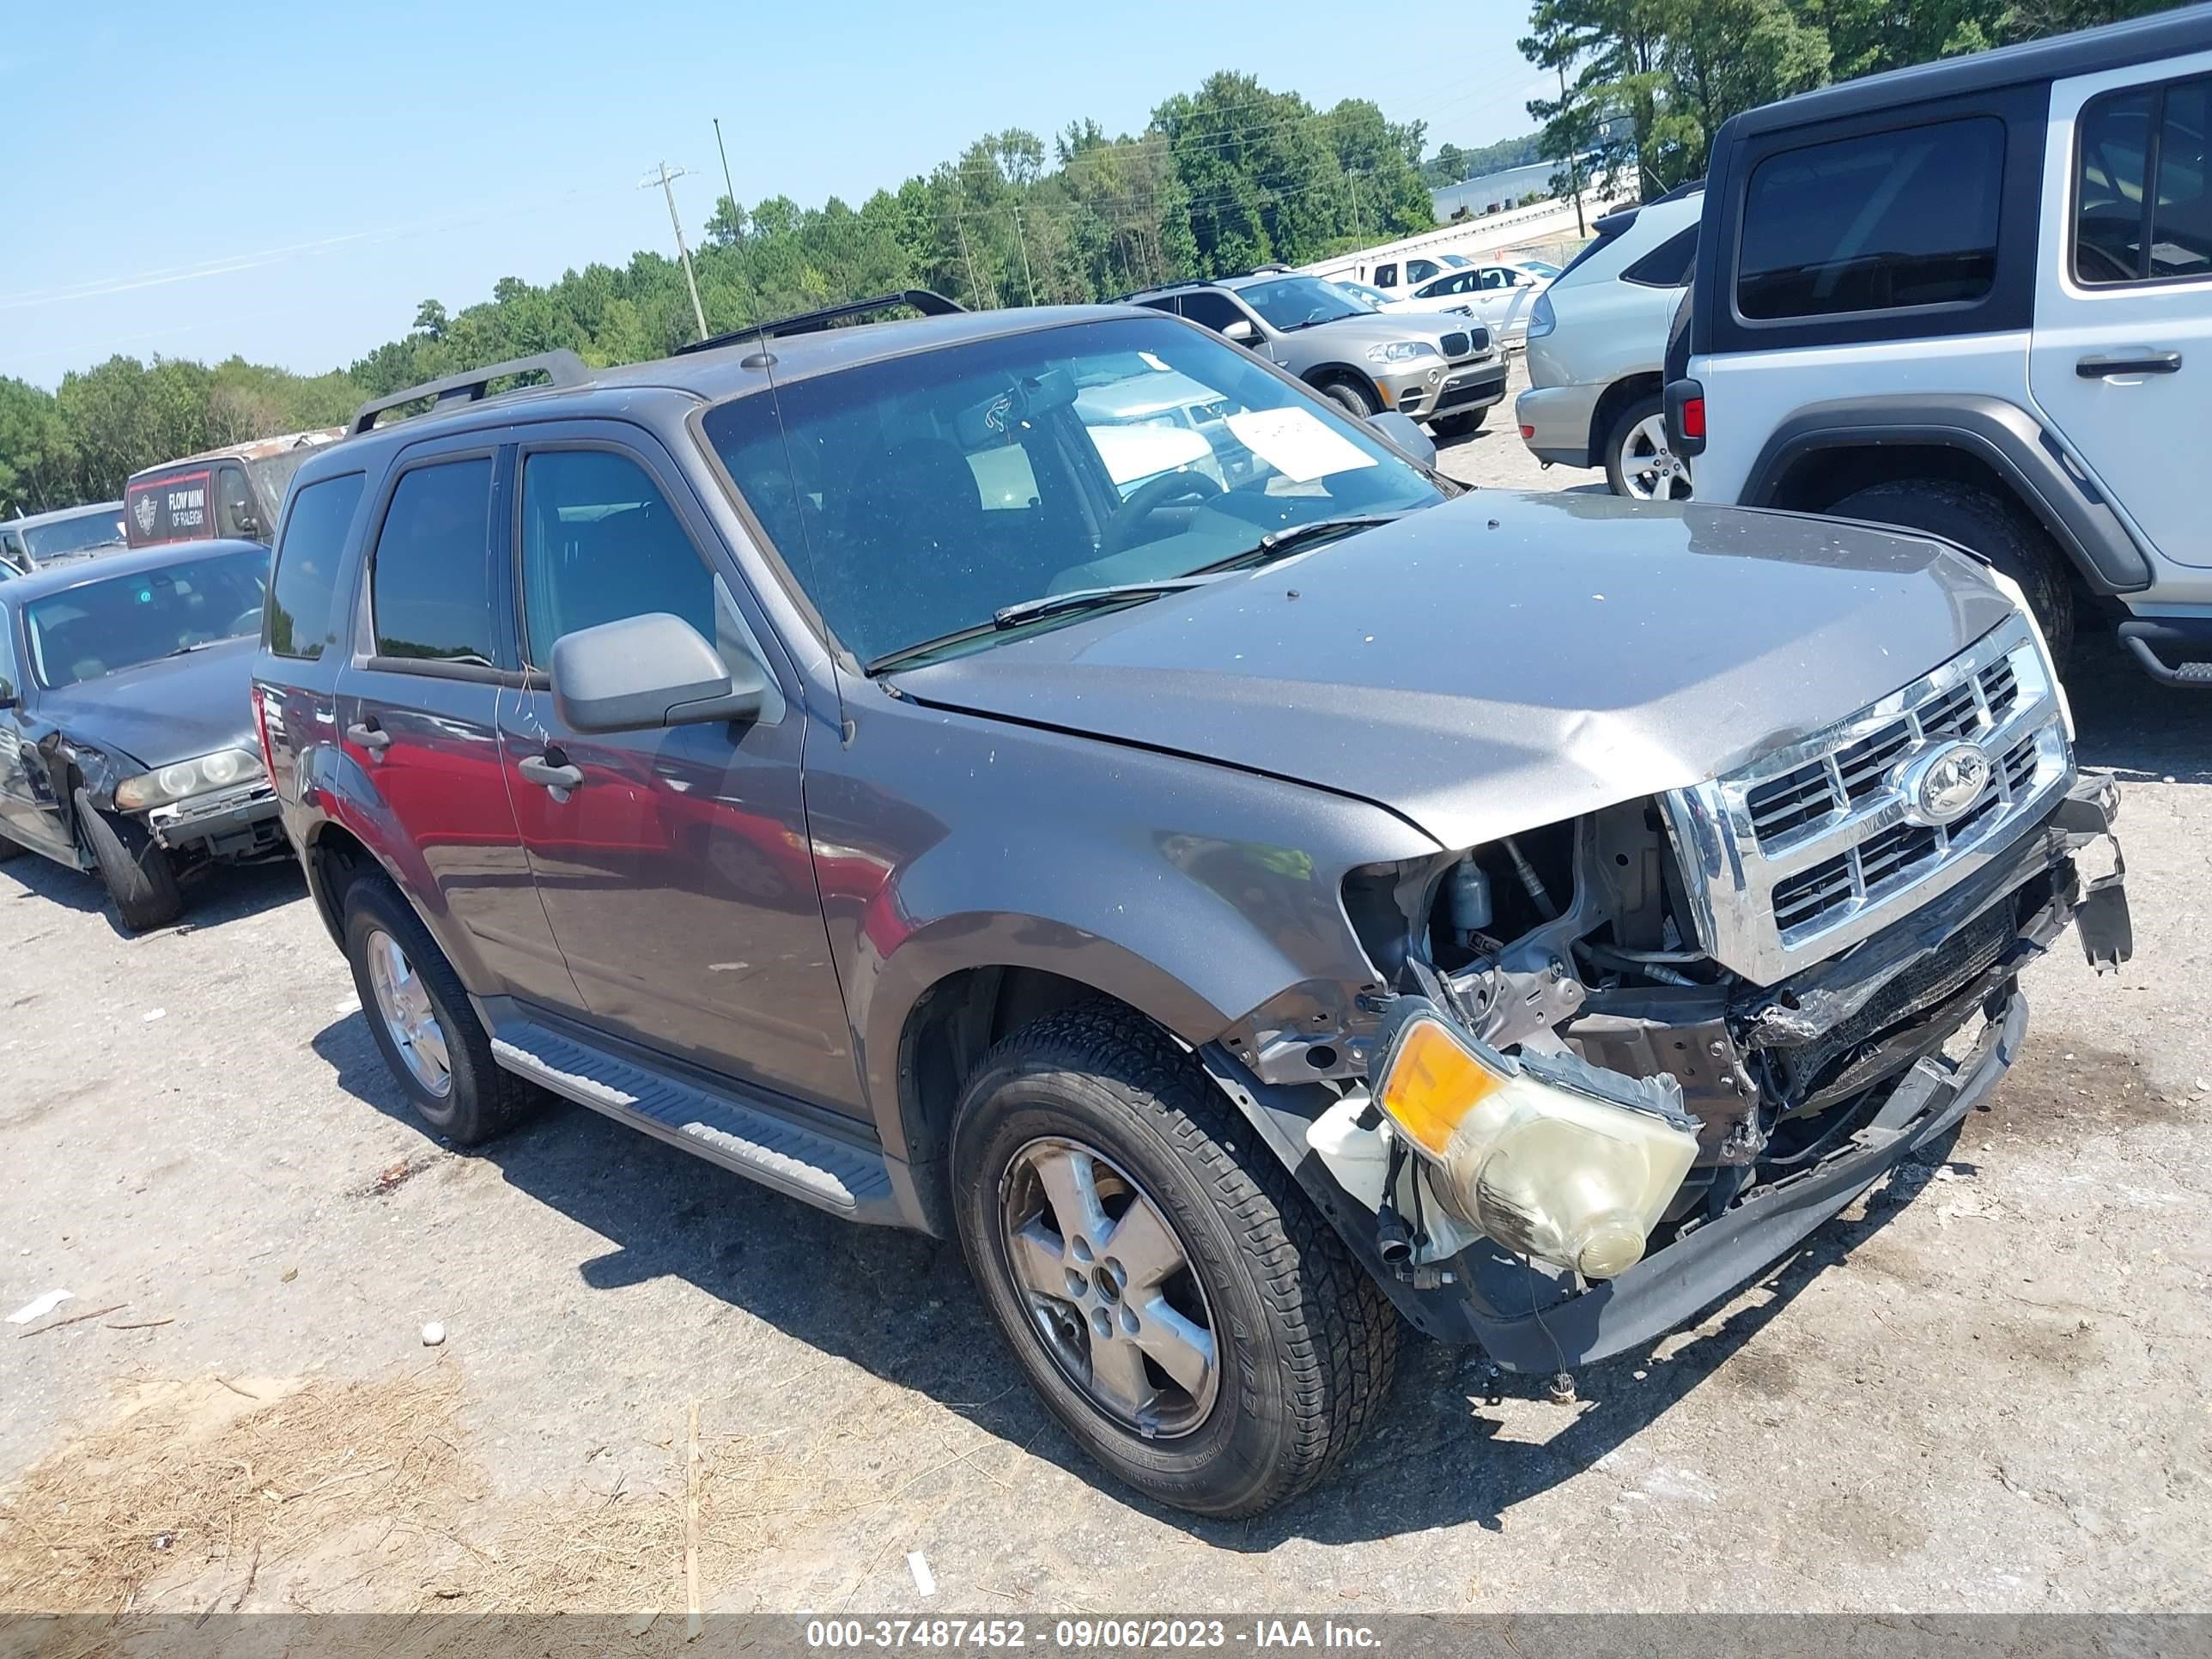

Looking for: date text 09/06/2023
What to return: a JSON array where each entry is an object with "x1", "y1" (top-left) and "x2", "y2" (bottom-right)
[{"x1": 804, "y1": 1618, "x2": 1382, "y2": 1650}]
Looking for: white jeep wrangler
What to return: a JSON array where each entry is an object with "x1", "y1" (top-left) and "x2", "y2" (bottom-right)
[{"x1": 1667, "y1": 6, "x2": 2212, "y2": 684}]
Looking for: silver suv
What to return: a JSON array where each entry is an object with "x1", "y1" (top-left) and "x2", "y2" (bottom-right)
[{"x1": 1127, "y1": 272, "x2": 1507, "y2": 435}]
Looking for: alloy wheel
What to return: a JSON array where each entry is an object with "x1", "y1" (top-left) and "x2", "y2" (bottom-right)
[
  {"x1": 998, "y1": 1136, "x2": 1219, "y2": 1439},
  {"x1": 1620, "y1": 412, "x2": 1694, "y2": 501},
  {"x1": 365, "y1": 929, "x2": 453, "y2": 1098}
]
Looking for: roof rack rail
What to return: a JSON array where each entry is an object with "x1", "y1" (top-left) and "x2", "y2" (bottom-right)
[
  {"x1": 348, "y1": 349, "x2": 592, "y2": 436},
  {"x1": 674, "y1": 289, "x2": 964, "y2": 356}
]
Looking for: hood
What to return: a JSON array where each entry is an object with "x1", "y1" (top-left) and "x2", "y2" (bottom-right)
[
  {"x1": 888, "y1": 493, "x2": 2018, "y2": 851},
  {"x1": 35, "y1": 635, "x2": 258, "y2": 774},
  {"x1": 1294, "y1": 311, "x2": 1464, "y2": 352}
]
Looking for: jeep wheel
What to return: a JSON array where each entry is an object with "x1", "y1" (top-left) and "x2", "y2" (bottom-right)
[
  {"x1": 1827, "y1": 480, "x2": 2074, "y2": 664},
  {"x1": 1605, "y1": 396, "x2": 1693, "y2": 501},
  {"x1": 73, "y1": 788, "x2": 182, "y2": 933},
  {"x1": 343, "y1": 876, "x2": 537, "y2": 1145},
  {"x1": 951, "y1": 1004, "x2": 1399, "y2": 1517},
  {"x1": 1317, "y1": 377, "x2": 1378, "y2": 419}
]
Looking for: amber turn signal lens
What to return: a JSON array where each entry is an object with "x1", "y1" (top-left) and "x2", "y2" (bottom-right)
[{"x1": 1376, "y1": 1015, "x2": 1502, "y2": 1158}]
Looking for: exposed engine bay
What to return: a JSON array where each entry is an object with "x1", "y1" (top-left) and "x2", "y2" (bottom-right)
[{"x1": 1318, "y1": 776, "x2": 2130, "y2": 1285}]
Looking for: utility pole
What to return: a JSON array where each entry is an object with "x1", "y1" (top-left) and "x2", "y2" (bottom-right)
[
  {"x1": 1559, "y1": 65, "x2": 1586, "y2": 238},
  {"x1": 641, "y1": 161, "x2": 709, "y2": 343},
  {"x1": 1010, "y1": 203, "x2": 1039, "y2": 306},
  {"x1": 955, "y1": 216, "x2": 991, "y2": 308},
  {"x1": 1346, "y1": 168, "x2": 1364, "y2": 240}
]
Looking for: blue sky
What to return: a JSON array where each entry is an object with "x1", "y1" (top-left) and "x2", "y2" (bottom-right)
[{"x1": 0, "y1": 0, "x2": 1546, "y2": 388}]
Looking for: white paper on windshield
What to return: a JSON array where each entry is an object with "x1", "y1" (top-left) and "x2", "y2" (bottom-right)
[{"x1": 1224, "y1": 407, "x2": 1378, "y2": 484}]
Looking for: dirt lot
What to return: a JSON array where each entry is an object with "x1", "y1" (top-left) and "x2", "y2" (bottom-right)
[{"x1": 3, "y1": 372, "x2": 2208, "y2": 1619}]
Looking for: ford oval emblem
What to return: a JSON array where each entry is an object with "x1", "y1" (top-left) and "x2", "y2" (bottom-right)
[{"x1": 1901, "y1": 740, "x2": 1992, "y2": 826}]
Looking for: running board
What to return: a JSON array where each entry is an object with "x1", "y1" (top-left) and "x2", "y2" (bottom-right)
[{"x1": 489, "y1": 1020, "x2": 902, "y2": 1224}]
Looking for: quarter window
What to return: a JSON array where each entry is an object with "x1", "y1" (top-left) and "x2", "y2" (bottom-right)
[
  {"x1": 518, "y1": 449, "x2": 715, "y2": 665},
  {"x1": 370, "y1": 459, "x2": 496, "y2": 665},
  {"x1": 2075, "y1": 77, "x2": 2212, "y2": 285},
  {"x1": 267, "y1": 472, "x2": 365, "y2": 660},
  {"x1": 1623, "y1": 226, "x2": 1701, "y2": 289},
  {"x1": 1737, "y1": 117, "x2": 2005, "y2": 319}
]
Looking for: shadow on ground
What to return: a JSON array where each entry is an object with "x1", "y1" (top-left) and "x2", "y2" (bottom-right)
[
  {"x1": 2064, "y1": 634, "x2": 2212, "y2": 783},
  {"x1": 0, "y1": 848, "x2": 303, "y2": 936},
  {"x1": 312, "y1": 1008, "x2": 1954, "y2": 1548}
]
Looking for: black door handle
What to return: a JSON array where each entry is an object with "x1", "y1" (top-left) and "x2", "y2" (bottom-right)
[
  {"x1": 344, "y1": 720, "x2": 392, "y2": 753},
  {"x1": 517, "y1": 754, "x2": 584, "y2": 792},
  {"x1": 2077, "y1": 350, "x2": 2182, "y2": 378}
]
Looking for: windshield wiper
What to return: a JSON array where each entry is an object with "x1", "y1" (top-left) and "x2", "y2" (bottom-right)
[
  {"x1": 165, "y1": 640, "x2": 225, "y2": 657},
  {"x1": 866, "y1": 579, "x2": 1217, "y2": 675},
  {"x1": 1187, "y1": 514, "x2": 1405, "y2": 575},
  {"x1": 989, "y1": 578, "x2": 1218, "y2": 630}
]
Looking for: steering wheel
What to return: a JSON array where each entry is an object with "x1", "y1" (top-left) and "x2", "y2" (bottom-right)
[{"x1": 1099, "y1": 469, "x2": 1225, "y2": 556}]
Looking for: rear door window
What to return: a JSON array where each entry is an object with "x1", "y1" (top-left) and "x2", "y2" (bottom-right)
[
  {"x1": 2075, "y1": 76, "x2": 2212, "y2": 284},
  {"x1": 1176, "y1": 290, "x2": 1251, "y2": 333},
  {"x1": 267, "y1": 472, "x2": 366, "y2": 660},
  {"x1": 369, "y1": 459, "x2": 498, "y2": 666},
  {"x1": 1737, "y1": 117, "x2": 2005, "y2": 319}
]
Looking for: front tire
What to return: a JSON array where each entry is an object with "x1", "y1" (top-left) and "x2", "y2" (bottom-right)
[
  {"x1": 1317, "y1": 377, "x2": 1378, "y2": 419},
  {"x1": 342, "y1": 876, "x2": 536, "y2": 1145},
  {"x1": 1826, "y1": 480, "x2": 2075, "y2": 664},
  {"x1": 1431, "y1": 408, "x2": 1489, "y2": 439},
  {"x1": 73, "y1": 788, "x2": 181, "y2": 932},
  {"x1": 951, "y1": 1005, "x2": 1399, "y2": 1517}
]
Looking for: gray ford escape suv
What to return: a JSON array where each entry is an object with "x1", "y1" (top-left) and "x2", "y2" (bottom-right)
[{"x1": 255, "y1": 295, "x2": 2130, "y2": 1517}]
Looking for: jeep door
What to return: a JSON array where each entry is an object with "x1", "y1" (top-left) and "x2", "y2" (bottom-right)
[
  {"x1": 495, "y1": 428, "x2": 854, "y2": 1111},
  {"x1": 2032, "y1": 58, "x2": 2212, "y2": 567},
  {"x1": 333, "y1": 442, "x2": 577, "y2": 1007}
]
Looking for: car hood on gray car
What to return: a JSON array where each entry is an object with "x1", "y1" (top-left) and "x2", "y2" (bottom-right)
[
  {"x1": 36, "y1": 635, "x2": 259, "y2": 775},
  {"x1": 888, "y1": 493, "x2": 2017, "y2": 852},
  {"x1": 1300, "y1": 312, "x2": 1467, "y2": 353}
]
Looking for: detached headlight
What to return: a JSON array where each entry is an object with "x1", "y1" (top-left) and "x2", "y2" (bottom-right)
[
  {"x1": 1364, "y1": 339, "x2": 1439, "y2": 366},
  {"x1": 114, "y1": 747, "x2": 265, "y2": 811},
  {"x1": 1374, "y1": 1003, "x2": 1698, "y2": 1280}
]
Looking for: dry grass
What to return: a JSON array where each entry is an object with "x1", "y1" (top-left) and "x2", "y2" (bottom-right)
[
  {"x1": 0, "y1": 1366, "x2": 481, "y2": 1617},
  {"x1": 0, "y1": 1364, "x2": 981, "y2": 1626}
]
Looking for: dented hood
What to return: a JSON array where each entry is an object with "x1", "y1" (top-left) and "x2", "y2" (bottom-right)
[{"x1": 887, "y1": 492, "x2": 2019, "y2": 851}]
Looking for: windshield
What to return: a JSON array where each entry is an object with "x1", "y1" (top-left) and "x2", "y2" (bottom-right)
[
  {"x1": 1231, "y1": 276, "x2": 1370, "y2": 332},
  {"x1": 701, "y1": 315, "x2": 1447, "y2": 668},
  {"x1": 24, "y1": 506, "x2": 128, "y2": 561},
  {"x1": 24, "y1": 546, "x2": 269, "y2": 690}
]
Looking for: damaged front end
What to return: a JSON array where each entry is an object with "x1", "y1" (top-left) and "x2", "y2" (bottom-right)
[{"x1": 1218, "y1": 617, "x2": 2132, "y2": 1373}]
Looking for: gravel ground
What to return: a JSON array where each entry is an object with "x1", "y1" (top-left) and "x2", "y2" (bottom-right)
[{"x1": 3, "y1": 370, "x2": 2208, "y2": 1615}]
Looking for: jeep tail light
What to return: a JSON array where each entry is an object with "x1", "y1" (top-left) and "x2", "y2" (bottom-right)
[{"x1": 1664, "y1": 378, "x2": 1706, "y2": 458}]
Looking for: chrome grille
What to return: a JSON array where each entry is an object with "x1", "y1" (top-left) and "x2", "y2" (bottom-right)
[
  {"x1": 1665, "y1": 616, "x2": 2071, "y2": 986},
  {"x1": 1743, "y1": 652, "x2": 2026, "y2": 852}
]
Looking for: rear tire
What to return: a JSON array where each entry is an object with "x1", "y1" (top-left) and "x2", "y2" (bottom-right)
[
  {"x1": 342, "y1": 876, "x2": 537, "y2": 1145},
  {"x1": 951, "y1": 1003, "x2": 1399, "y2": 1517},
  {"x1": 1827, "y1": 480, "x2": 2075, "y2": 664},
  {"x1": 1317, "y1": 377, "x2": 1378, "y2": 418},
  {"x1": 73, "y1": 788, "x2": 182, "y2": 932},
  {"x1": 1604, "y1": 394, "x2": 1693, "y2": 501}
]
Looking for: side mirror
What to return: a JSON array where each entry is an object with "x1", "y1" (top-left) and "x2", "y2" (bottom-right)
[
  {"x1": 1222, "y1": 319, "x2": 1258, "y2": 344},
  {"x1": 550, "y1": 612, "x2": 766, "y2": 735},
  {"x1": 1367, "y1": 410, "x2": 1438, "y2": 471}
]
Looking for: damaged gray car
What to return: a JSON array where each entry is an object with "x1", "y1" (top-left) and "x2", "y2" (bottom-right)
[{"x1": 256, "y1": 300, "x2": 2130, "y2": 1520}]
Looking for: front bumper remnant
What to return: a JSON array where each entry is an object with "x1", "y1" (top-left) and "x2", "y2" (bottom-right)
[{"x1": 147, "y1": 782, "x2": 283, "y2": 859}]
